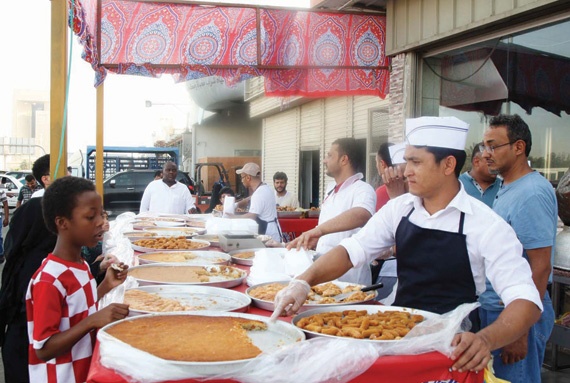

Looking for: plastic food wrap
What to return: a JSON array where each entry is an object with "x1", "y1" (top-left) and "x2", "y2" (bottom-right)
[{"x1": 98, "y1": 303, "x2": 479, "y2": 383}]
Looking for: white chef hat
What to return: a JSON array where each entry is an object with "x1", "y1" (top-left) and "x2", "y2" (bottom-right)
[
  {"x1": 405, "y1": 116, "x2": 469, "y2": 151},
  {"x1": 388, "y1": 143, "x2": 406, "y2": 165}
]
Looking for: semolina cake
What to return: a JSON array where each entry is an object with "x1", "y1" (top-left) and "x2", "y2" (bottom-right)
[{"x1": 105, "y1": 315, "x2": 267, "y2": 362}]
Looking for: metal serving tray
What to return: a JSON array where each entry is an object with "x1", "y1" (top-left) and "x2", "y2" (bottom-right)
[
  {"x1": 131, "y1": 238, "x2": 211, "y2": 253},
  {"x1": 98, "y1": 311, "x2": 305, "y2": 377},
  {"x1": 292, "y1": 305, "x2": 440, "y2": 343},
  {"x1": 137, "y1": 250, "x2": 230, "y2": 265},
  {"x1": 128, "y1": 264, "x2": 247, "y2": 288},
  {"x1": 125, "y1": 285, "x2": 251, "y2": 315},
  {"x1": 246, "y1": 281, "x2": 378, "y2": 312},
  {"x1": 193, "y1": 234, "x2": 221, "y2": 247}
]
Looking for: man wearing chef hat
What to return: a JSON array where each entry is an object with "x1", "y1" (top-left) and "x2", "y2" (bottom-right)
[{"x1": 272, "y1": 116, "x2": 543, "y2": 373}]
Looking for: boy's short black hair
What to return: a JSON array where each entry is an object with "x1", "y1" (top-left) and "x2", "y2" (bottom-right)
[
  {"x1": 42, "y1": 177, "x2": 97, "y2": 234},
  {"x1": 32, "y1": 154, "x2": 50, "y2": 187},
  {"x1": 219, "y1": 186, "x2": 235, "y2": 196},
  {"x1": 154, "y1": 170, "x2": 163, "y2": 178},
  {"x1": 25, "y1": 174, "x2": 35, "y2": 182}
]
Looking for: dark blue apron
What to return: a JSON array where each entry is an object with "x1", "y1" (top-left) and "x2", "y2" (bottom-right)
[{"x1": 393, "y1": 207, "x2": 478, "y2": 328}]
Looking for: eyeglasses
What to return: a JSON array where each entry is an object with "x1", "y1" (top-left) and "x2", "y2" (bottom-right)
[{"x1": 478, "y1": 141, "x2": 516, "y2": 154}]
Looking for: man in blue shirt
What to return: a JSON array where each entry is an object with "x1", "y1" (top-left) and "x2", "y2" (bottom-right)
[
  {"x1": 479, "y1": 114, "x2": 556, "y2": 383},
  {"x1": 459, "y1": 144, "x2": 501, "y2": 207}
]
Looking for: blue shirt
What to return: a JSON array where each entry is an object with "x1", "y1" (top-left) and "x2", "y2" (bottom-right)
[
  {"x1": 458, "y1": 172, "x2": 501, "y2": 207},
  {"x1": 479, "y1": 171, "x2": 557, "y2": 310}
]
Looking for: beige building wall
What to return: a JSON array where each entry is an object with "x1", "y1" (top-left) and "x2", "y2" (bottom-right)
[{"x1": 385, "y1": 0, "x2": 566, "y2": 55}]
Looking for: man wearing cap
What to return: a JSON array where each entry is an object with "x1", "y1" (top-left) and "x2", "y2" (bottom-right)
[
  {"x1": 459, "y1": 144, "x2": 501, "y2": 207},
  {"x1": 288, "y1": 137, "x2": 376, "y2": 285},
  {"x1": 231, "y1": 163, "x2": 282, "y2": 242},
  {"x1": 272, "y1": 116, "x2": 542, "y2": 373},
  {"x1": 140, "y1": 161, "x2": 197, "y2": 214},
  {"x1": 479, "y1": 114, "x2": 556, "y2": 383}
]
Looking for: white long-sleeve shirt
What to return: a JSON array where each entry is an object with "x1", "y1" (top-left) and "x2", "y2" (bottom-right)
[
  {"x1": 140, "y1": 180, "x2": 195, "y2": 215},
  {"x1": 340, "y1": 185, "x2": 543, "y2": 311}
]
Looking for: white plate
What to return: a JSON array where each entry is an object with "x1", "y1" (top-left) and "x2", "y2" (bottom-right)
[
  {"x1": 292, "y1": 305, "x2": 439, "y2": 343},
  {"x1": 138, "y1": 250, "x2": 230, "y2": 265},
  {"x1": 246, "y1": 281, "x2": 378, "y2": 312},
  {"x1": 99, "y1": 311, "x2": 305, "y2": 375},
  {"x1": 144, "y1": 227, "x2": 206, "y2": 237},
  {"x1": 125, "y1": 285, "x2": 251, "y2": 315},
  {"x1": 128, "y1": 264, "x2": 247, "y2": 288},
  {"x1": 131, "y1": 238, "x2": 211, "y2": 253}
]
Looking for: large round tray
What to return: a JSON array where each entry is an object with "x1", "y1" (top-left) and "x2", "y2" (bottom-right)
[
  {"x1": 143, "y1": 227, "x2": 206, "y2": 237},
  {"x1": 98, "y1": 311, "x2": 305, "y2": 376},
  {"x1": 128, "y1": 264, "x2": 247, "y2": 288},
  {"x1": 229, "y1": 247, "x2": 287, "y2": 266},
  {"x1": 292, "y1": 305, "x2": 439, "y2": 343},
  {"x1": 246, "y1": 281, "x2": 378, "y2": 313},
  {"x1": 138, "y1": 250, "x2": 230, "y2": 265},
  {"x1": 125, "y1": 285, "x2": 251, "y2": 315},
  {"x1": 131, "y1": 238, "x2": 211, "y2": 253}
]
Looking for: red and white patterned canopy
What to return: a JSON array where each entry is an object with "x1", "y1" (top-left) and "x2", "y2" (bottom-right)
[{"x1": 72, "y1": 0, "x2": 389, "y2": 97}]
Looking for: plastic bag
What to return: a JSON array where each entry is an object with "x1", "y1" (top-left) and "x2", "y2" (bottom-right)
[
  {"x1": 98, "y1": 333, "x2": 378, "y2": 383},
  {"x1": 98, "y1": 303, "x2": 480, "y2": 383},
  {"x1": 484, "y1": 367, "x2": 510, "y2": 383},
  {"x1": 371, "y1": 302, "x2": 479, "y2": 357},
  {"x1": 283, "y1": 248, "x2": 313, "y2": 277}
]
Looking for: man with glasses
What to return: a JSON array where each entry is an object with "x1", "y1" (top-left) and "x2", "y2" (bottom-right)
[
  {"x1": 273, "y1": 116, "x2": 543, "y2": 374},
  {"x1": 230, "y1": 163, "x2": 282, "y2": 242},
  {"x1": 479, "y1": 114, "x2": 556, "y2": 383}
]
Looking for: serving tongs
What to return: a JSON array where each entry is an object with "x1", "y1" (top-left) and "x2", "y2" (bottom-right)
[{"x1": 331, "y1": 282, "x2": 384, "y2": 302}]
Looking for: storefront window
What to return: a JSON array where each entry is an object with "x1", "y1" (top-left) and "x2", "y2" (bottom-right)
[{"x1": 421, "y1": 19, "x2": 570, "y2": 185}]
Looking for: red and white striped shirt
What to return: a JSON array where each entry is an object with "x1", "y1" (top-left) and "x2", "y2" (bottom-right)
[{"x1": 26, "y1": 254, "x2": 98, "y2": 383}]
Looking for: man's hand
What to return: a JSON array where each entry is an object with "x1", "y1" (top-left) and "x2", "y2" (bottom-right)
[
  {"x1": 499, "y1": 334, "x2": 528, "y2": 364},
  {"x1": 270, "y1": 279, "x2": 311, "y2": 320},
  {"x1": 286, "y1": 227, "x2": 323, "y2": 251},
  {"x1": 2, "y1": 216, "x2": 8, "y2": 227},
  {"x1": 381, "y1": 166, "x2": 407, "y2": 199},
  {"x1": 450, "y1": 332, "x2": 493, "y2": 373}
]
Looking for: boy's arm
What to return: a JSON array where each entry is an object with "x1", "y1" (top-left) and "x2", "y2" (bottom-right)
[
  {"x1": 97, "y1": 263, "x2": 129, "y2": 300},
  {"x1": 35, "y1": 303, "x2": 129, "y2": 361}
]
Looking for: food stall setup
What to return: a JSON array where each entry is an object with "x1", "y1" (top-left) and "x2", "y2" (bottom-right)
[{"x1": 87, "y1": 212, "x2": 483, "y2": 383}]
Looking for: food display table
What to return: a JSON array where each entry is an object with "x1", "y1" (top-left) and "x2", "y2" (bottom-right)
[
  {"x1": 87, "y1": 260, "x2": 483, "y2": 383},
  {"x1": 278, "y1": 217, "x2": 318, "y2": 242}
]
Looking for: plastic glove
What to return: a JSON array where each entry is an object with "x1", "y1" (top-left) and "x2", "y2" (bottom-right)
[{"x1": 270, "y1": 279, "x2": 311, "y2": 321}]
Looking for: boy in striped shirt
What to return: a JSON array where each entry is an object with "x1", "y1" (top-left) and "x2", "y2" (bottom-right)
[{"x1": 26, "y1": 177, "x2": 129, "y2": 382}]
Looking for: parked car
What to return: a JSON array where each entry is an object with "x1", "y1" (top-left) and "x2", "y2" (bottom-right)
[
  {"x1": 5, "y1": 170, "x2": 32, "y2": 180},
  {"x1": 0, "y1": 174, "x2": 23, "y2": 209},
  {"x1": 103, "y1": 169, "x2": 195, "y2": 216}
]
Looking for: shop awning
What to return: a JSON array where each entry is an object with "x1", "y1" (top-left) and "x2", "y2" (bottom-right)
[
  {"x1": 440, "y1": 43, "x2": 570, "y2": 116},
  {"x1": 71, "y1": 0, "x2": 390, "y2": 97}
]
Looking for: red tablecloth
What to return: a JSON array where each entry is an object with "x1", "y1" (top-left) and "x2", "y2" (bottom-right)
[
  {"x1": 87, "y1": 262, "x2": 483, "y2": 383},
  {"x1": 278, "y1": 217, "x2": 318, "y2": 241}
]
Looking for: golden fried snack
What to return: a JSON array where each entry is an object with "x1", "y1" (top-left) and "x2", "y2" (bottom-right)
[
  {"x1": 133, "y1": 236, "x2": 208, "y2": 250},
  {"x1": 295, "y1": 309, "x2": 425, "y2": 340}
]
